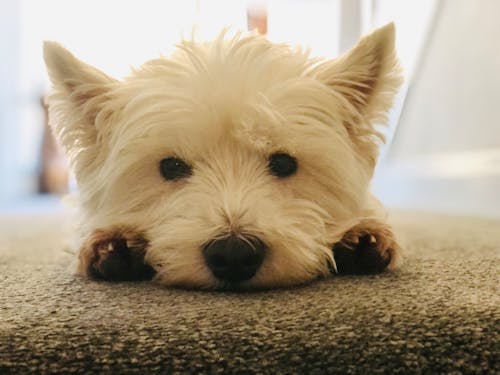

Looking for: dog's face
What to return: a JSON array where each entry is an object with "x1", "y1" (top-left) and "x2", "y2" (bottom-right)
[{"x1": 44, "y1": 24, "x2": 401, "y2": 289}]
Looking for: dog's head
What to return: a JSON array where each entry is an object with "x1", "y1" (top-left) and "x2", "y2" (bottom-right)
[{"x1": 44, "y1": 24, "x2": 402, "y2": 289}]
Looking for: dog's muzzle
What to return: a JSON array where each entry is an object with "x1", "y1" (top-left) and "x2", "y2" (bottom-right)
[{"x1": 202, "y1": 235, "x2": 266, "y2": 283}]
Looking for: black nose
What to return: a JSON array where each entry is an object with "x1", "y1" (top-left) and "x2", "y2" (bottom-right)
[{"x1": 203, "y1": 235, "x2": 266, "y2": 282}]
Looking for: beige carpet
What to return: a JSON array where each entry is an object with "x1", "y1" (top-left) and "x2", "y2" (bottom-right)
[{"x1": 0, "y1": 210, "x2": 499, "y2": 374}]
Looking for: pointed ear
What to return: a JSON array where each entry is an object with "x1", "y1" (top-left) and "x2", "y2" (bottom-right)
[
  {"x1": 43, "y1": 42, "x2": 117, "y2": 173},
  {"x1": 44, "y1": 42, "x2": 117, "y2": 125},
  {"x1": 316, "y1": 23, "x2": 403, "y2": 144}
]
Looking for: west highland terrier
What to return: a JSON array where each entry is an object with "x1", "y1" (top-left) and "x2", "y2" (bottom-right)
[{"x1": 43, "y1": 23, "x2": 403, "y2": 289}]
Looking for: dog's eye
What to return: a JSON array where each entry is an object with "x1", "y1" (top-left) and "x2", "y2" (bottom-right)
[
  {"x1": 268, "y1": 153, "x2": 298, "y2": 178},
  {"x1": 159, "y1": 157, "x2": 192, "y2": 181}
]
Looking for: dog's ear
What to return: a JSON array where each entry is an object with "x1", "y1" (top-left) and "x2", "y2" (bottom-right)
[
  {"x1": 43, "y1": 42, "x2": 118, "y2": 173},
  {"x1": 43, "y1": 42, "x2": 117, "y2": 128},
  {"x1": 315, "y1": 23, "x2": 402, "y2": 165}
]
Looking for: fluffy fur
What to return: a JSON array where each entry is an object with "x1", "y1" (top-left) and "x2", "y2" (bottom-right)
[{"x1": 44, "y1": 24, "x2": 403, "y2": 289}]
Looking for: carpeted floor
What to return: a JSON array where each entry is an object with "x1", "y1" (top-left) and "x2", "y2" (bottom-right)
[{"x1": 0, "y1": 211, "x2": 499, "y2": 374}]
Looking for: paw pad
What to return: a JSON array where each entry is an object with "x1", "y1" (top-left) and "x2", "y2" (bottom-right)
[
  {"x1": 89, "y1": 234, "x2": 155, "y2": 281},
  {"x1": 333, "y1": 234, "x2": 391, "y2": 275}
]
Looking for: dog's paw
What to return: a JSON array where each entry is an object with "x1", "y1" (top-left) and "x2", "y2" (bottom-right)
[
  {"x1": 81, "y1": 227, "x2": 156, "y2": 281},
  {"x1": 332, "y1": 227, "x2": 399, "y2": 275}
]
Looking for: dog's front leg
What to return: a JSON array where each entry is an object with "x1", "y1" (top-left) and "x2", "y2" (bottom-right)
[
  {"x1": 78, "y1": 226, "x2": 156, "y2": 281},
  {"x1": 333, "y1": 219, "x2": 401, "y2": 275}
]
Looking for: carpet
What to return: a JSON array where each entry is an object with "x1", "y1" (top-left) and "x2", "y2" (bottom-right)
[{"x1": 1, "y1": 210, "x2": 499, "y2": 374}]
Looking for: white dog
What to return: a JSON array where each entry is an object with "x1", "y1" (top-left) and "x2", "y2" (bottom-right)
[{"x1": 43, "y1": 23, "x2": 402, "y2": 289}]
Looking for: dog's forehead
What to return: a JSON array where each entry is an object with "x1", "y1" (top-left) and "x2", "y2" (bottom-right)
[
  {"x1": 112, "y1": 35, "x2": 346, "y2": 157},
  {"x1": 121, "y1": 35, "x2": 326, "y2": 120},
  {"x1": 114, "y1": 82, "x2": 341, "y2": 161},
  {"x1": 114, "y1": 90, "x2": 285, "y2": 158},
  {"x1": 132, "y1": 35, "x2": 313, "y2": 87}
]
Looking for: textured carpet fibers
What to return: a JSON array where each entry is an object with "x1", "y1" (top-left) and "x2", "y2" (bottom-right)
[{"x1": 0, "y1": 211, "x2": 499, "y2": 374}]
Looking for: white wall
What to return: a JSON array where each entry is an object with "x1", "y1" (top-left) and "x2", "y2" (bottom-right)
[
  {"x1": 390, "y1": 0, "x2": 500, "y2": 157},
  {"x1": 373, "y1": 0, "x2": 500, "y2": 217}
]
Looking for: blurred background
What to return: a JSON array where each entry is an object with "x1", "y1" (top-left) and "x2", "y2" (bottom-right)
[{"x1": 0, "y1": 0, "x2": 498, "y2": 217}]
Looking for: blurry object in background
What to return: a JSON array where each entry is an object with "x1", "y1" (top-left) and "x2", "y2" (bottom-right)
[
  {"x1": 266, "y1": 0, "x2": 341, "y2": 59},
  {"x1": 247, "y1": 1, "x2": 267, "y2": 35},
  {"x1": 38, "y1": 96, "x2": 68, "y2": 194}
]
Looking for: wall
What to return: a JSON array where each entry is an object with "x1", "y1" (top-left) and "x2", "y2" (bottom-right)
[
  {"x1": 391, "y1": 0, "x2": 500, "y2": 156},
  {"x1": 373, "y1": 0, "x2": 500, "y2": 217}
]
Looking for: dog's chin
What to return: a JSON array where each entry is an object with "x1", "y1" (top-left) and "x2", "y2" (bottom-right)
[{"x1": 156, "y1": 269, "x2": 329, "y2": 291}]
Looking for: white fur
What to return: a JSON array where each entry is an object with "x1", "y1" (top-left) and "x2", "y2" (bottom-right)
[{"x1": 44, "y1": 24, "x2": 403, "y2": 289}]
